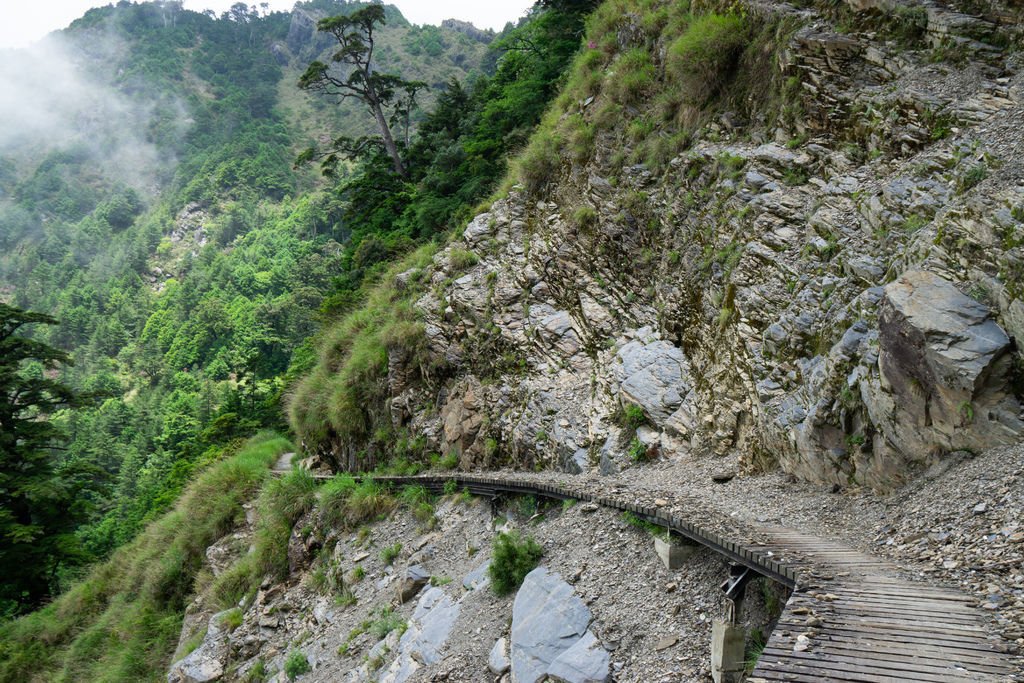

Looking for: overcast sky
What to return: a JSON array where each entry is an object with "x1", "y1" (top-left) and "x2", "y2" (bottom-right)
[{"x1": 0, "y1": 1, "x2": 534, "y2": 49}]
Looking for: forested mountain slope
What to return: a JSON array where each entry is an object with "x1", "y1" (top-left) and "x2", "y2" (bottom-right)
[{"x1": 0, "y1": 0, "x2": 491, "y2": 582}]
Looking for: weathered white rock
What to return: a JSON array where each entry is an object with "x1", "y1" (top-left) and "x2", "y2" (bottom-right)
[
  {"x1": 379, "y1": 587, "x2": 460, "y2": 683},
  {"x1": 168, "y1": 610, "x2": 232, "y2": 683},
  {"x1": 617, "y1": 336, "x2": 693, "y2": 425}
]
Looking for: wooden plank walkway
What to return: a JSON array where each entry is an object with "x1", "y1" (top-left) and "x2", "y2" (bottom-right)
[{"x1": 307, "y1": 471, "x2": 1019, "y2": 681}]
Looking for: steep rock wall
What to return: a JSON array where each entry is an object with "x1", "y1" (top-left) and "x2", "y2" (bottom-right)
[{"x1": 322, "y1": 0, "x2": 1024, "y2": 490}]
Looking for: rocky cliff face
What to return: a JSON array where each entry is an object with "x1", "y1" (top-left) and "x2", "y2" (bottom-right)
[{"x1": 356, "y1": 0, "x2": 1024, "y2": 491}]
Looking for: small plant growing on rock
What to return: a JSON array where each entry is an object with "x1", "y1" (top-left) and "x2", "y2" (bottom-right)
[
  {"x1": 370, "y1": 606, "x2": 407, "y2": 638},
  {"x1": 958, "y1": 164, "x2": 987, "y2": 193},
  {"x1": 351, "y1": 565, "x2": 366, "y2": 582},
  {"x1": 744, "y1": 628, "x2": 767, "y2": 674},
  {"x1": 628, "y1": 438, "x2": 649, "y2": 462},
  {"x1": 448, "y1": 247, "x2": 479, "y2": 272},
  {"x1": 621, "y1": 403, "x2": 647, "y2": 429},
  {"x1": 245, "y1": 659, "x2": 267, "y2": 682},
  {"x1": 220, "y1": 608, "x2": 244, "y2": 631},
  {"x1": 572, "y1": 205, "x2": 598, "y2": 230},
  {"x1": 284, "y1": 650, "x2": 311, "y2": 680},
  {"x1": 959, "y1": 401, "x2": 975, "y2": 424},
  {"x1": 489, "y1": 531, "x2": 544, "y2": 595},
  {"x1": 380, "y1": 542, "x2": 402, "y2": 566}
]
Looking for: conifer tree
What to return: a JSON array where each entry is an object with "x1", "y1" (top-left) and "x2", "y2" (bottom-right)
[
  {"x1": 0, "y1": 304, "x2": 86, "y2": 612},
  {"x1": 298, "y1": 4, "x2": 425, "y2": 178}
]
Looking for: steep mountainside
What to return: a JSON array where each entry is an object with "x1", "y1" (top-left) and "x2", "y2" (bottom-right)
[{"x1": 294, "y1": 0, "x2": 1024, "y2": 494}]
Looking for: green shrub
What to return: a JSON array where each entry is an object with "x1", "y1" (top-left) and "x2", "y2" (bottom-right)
[
  {"x1": 621, "y1": 403, "x2": 646, "y2": 428},
  {"x1": 284, "y1": 649, "x2": 311, "y2": 680},
  {"x1": 608, "y1": 48, "x2": 655, "y2": 104},
  {"x1": 622, "y1": 511, "x2": 665, "y2": 538},
  {"x1": 667, "y1": 14, "x2": 747, "y2": 104},
  {"x1": 319, "y1": 474, "x2": 359, "y2": 528},
  {"x1": 369, "y1": 606, "x2": 407, "y2": 639},
  {"x1": 564, "y1": 114, "x2": 596, "y2": 163},
  {"x1": 380, "y1": 542, "x2": 402, "y2": 566},
  {"x1": 245, "y1": 659, "x2": 268, "y2": 682},
  {"x1": 398, "y1": 484, "x2": 430, "y2": 507},
  {"x1": 958, "y1": 164, "x2": 987, "y2": 193},
  {"x1": 572, "y1": 205, "x2": 598, "y2": 230},
  {"x1": 488, "y1": 532, "x2": 544, "y2": 595},
  {"x1": 438, "y1": 451, "x2": 459, "y2": 470},
  {"x1": 628, "y1": 438, "x2": 649, "y2": 462},
  {"x1": 345, "y1": 480, "x2": 396, "y2": 526},
  {"x1": 518, "y1": 131, "x2": 561, "y2": 195},
  {"x1": 448, "y1": 247, "x2": 479, "y2": 271},
  {"x1": 220, "y1": 608, "x2": 244, "y2": 631}
]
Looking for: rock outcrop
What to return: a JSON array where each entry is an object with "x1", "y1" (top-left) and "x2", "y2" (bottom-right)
[
  {"x1": 861, "y1": 270, "x2": 1022, "y2": 486},
  {"x1": 341, "y1": 0, "x2": 1024, "y2": 491},
  {"x1": 510, "y1": 567, "x2": 610, "y2": 683}
]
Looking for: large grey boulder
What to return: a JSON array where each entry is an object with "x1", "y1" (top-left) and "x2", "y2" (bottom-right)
[
  {"x1": 510, "y1": 567, "x2": 594, "y2": 683},
  {"x1": 546, "y1": 630, "x2": 610, "y2": 683},
  {"x1": 862, "y1": 270, "x2": 1022, "y2": 487},
  {"x1": 617, "y1": 335, "x2": 695, "y2": 427}
]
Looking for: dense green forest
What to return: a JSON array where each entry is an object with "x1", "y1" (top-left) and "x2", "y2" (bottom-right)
[{"x1": 0, "y1": 0, "x2": 591, "y2": 676}]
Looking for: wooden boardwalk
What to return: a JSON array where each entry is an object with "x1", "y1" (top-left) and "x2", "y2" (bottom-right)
[{"x1": 322, "y1": 472, "x2": 1018, "y2": 681}]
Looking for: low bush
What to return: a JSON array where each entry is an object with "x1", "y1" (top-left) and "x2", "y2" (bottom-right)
[
  {"x1": 608, "y1": 48, "x2": 655, "y2": 105},
  {"x1": 254, "y1": 469, "x2": 318, "y2": 580},
  {"x1": 369, "y1": 606, "x2": 407, "y2": 639},
  {"x1": 284, "y1": 649, "x2": 311, "y2": 680},
  {"x1": 488, "y1": 531, "x2": 544, "y2": 595},
  {"x1": 380, "y1": 542, "x2": 402, "y2": 566},
  {"x1": 448, "y1": 247, "x2": 479, "y2": 271},
  {"x1": 621, "y1": 403, "x2": 646, "y2": 428},
  {"x1": 572, "y1": 205, "x2": 598, "y2": 230},
  {"x1": 667, "y1": 14, "x2": 747, "y2": 105},
  {"x1": 518, "y1": 130, "x2": 562, "y2": 196}
]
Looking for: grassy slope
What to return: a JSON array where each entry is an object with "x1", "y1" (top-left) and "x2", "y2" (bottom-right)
[{"x1": 0, "y1": 434, "x2": 292, "y2": 683}]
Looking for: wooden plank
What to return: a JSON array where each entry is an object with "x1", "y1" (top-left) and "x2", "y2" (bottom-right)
[
  {"x1": 799, "y1": 640, "x2": 1013, "y2": 673},
  {"x1": 760, "y1": 648, "x2": 997, "y2": 682},
  {"x1": 753, "y1": 654, "x2": 983, "y2": 683},
  {"x1": 822, "y1": 613, "x2": 987, "y2": 634},
  {"x1": 763, "y1": 643, "x2": 1008, "y2": 676},
  {"x1": 797, "y1": 620, "x2": 999, "y2": 646}
]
